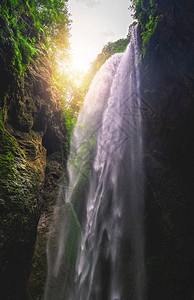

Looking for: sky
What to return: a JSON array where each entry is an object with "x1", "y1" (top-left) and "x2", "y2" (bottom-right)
[{"x1": 68, "y1": 0, "x2": 134, "y2": 72}]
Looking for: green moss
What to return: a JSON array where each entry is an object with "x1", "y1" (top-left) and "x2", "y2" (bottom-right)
[
  {"x1": 134, "y1": 0, "x2": 164, "y2": 55},
  {"x1": 0, "y1": 118, "x2": 17, "y2": 183},
  {"x1": 0, "y1": 3, "x2": 36, "y2": 75},
  {"x1": 27, "y1": 227, "x2": 48, "y2": 300},
  {"x1": 65, "y1": 203, "x2": 81, "y2": 268},
  {"x1": 28, "y1": 201, "x2": 82, "y2": 300},
  {"x1": 79, "y1": 23, "x2": 136, "y2": 105},
  {"x1": 0, "y1": 0, "x2": 70, "y2": 76},
  {"x1": 0, "y1": 118, "x2": 41, "y2": 251}
]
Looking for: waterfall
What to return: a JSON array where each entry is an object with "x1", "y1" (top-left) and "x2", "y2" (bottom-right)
[{"x1": 44, "y1": 25, "x2": 145, "y2": 300}]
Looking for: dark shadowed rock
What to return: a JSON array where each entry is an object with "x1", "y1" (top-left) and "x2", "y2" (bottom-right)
[
  {"x1": 138, "y1": 1, "x2": 194, "y2": 298},
  {"x1": 0, "y1": 40, "x2": 67, "y2": 299}
]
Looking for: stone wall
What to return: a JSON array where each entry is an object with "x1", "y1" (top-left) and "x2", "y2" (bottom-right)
[
  {"x1": 139, "y1": 1, "x2": 194, "y2": 298},
  {"x1": 0, "y1": 41, "x2": 67, "y2": 299}
]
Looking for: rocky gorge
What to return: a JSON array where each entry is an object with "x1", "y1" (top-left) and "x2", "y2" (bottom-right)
[
  {"x1": 139, "y1": 0, "x2": 194, "y2": 298},
  {"x1": 0, "y1": 0, "x2": 194, "y2": 299},
  {"x1": 0, "y1": 42, "x2": 67, "y2": 300}
]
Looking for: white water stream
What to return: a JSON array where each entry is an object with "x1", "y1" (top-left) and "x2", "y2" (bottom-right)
[{"x1": 44, "y1": 25, "x2": 145, "y2": 300}]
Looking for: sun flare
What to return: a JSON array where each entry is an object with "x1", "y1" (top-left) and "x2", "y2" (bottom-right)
[
  {"x1": 57, "y1": 58, "x2": 85, "y2": 88},
  {"x1": 71, "y1": 46, "x2": 93, "y2": 73},
  {"x1": 57, "y1": 45, "x2": 94, "y2": 88}
]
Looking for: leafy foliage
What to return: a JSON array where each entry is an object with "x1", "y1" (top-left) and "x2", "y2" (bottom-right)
[
  {"x1": 0, "y1": 0, "x2": 70, "y2": 75},
  {"x1": 0, "y1": 0, "x2": 72, "y2": 149},
  {"x1": 53, "y1": 23, "x2": 136, "y2": 146},
  {"x1": 0, "y1": 117, "x2": 17, "y2": 182},
  {"x1": 79, "y1": 22, "x2": 136, "y2": 104},
  {"x1": 131, "y1": 0, "x2": 163, "y2": 55}
]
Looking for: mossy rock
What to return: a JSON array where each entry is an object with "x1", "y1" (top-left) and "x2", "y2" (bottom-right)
[
  {"x1": 43, "y1": 200, "x2": 82, "y2": 300},
  {"x1": 0, "y1": 118, "x2": 41, "y2": 299}
]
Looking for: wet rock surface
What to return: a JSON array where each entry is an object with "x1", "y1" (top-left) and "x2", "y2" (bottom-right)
[
  {"x1": 139, "y1": 1, "x2": 194, "y2": 298},
  {"x1": 0, "y1": 41, "x2": 67, "y2": 299}
]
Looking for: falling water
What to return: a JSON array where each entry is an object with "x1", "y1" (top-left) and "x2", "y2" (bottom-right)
[{"x1": 44, "y1": 25, "x2": 145, "y2": 300}]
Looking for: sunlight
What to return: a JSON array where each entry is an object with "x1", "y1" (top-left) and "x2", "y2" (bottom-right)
[
  {"x1": 71, "y1": 46, "x2": 93, "y2": 73},
  {"x1": 57, "y1": 58, "x2": 84, "y2": 87},
  {"x1": 57, "y1": 45, "x2": 93, "y2": 87}
]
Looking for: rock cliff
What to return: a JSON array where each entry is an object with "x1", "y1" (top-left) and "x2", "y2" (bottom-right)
[
  {"x1": 138, "y1": 0, "x2": 194, "y2": 298},
  {"x1": 0, "y1": 40, "x2": 67, "y2": 299}
]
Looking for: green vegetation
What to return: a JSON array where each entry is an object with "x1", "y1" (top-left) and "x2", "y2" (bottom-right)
[
  {"x1": 0, "y1": 1, "x2": 136, "y2": 150},
  {"x1": 0, "y1": 0, "x2": 72, "y2": 148},
  {"x1": 81, "y1": 22, "x2": 136, "y2": 99},
  {"x1": 55, "y1": 21, "x2": 135, "y2": 138},
  {"x1": 27, "y1": 227, "x2": 48, "y2": 300},
  {"x1": 0, "y1": 116, "x2": 40, "y2": 249},
  {"x1": 131, "y1": 0, "x2": 163, "y2": 55},
  {"x1": 64, "y1": 202, "x2": 81, "y2": 269},
  {"x1": 0, "y1": 0, "x2": 70, "y2": 75},
  {"x1": 86, "y1": 37, "x2": 130, "y2": 75},
  {"x1": 0, "y1": 116, "x2": 18, "y2": 185},
  {"x1": 51, "y1": 23, "x2": 136, "y2": 152},
  {"x1": 53, "y1": 69, "x2": 84, "y2": 152}
]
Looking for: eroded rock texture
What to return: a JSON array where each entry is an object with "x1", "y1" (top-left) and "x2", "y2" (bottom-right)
[
  {"x1": 0, "y1": 42, "x2": 66, "y2": 299},
  {"x1": 139, "y1": 1, "x2": 194, "y2": 299}
]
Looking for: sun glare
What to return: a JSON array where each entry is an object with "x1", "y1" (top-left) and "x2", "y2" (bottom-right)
[
  {"x1": 57, "y1": 45, "x2": 94, "y2": 88},
  {"x1": 57, "y1": 58, "x2": 84, "y2": 87},
  {"x1": 71, "y1": 45, "x2": 94, "y2": 73},
  {"x1": 72, "y1": 56, "x2": 89, "y2": 73}
]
